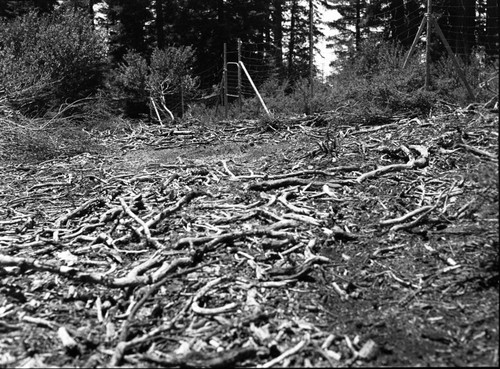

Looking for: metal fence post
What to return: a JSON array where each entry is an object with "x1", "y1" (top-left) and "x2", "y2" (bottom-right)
[
  {"x1": 425, "y1": 0, "x2": 432, "y2": 90},
  {"x1": 237, "y1": 38, "x2": 242, "y2": 114},
  {"x1": 223, "y1": 43, "x2": 228, "y2": 118}
]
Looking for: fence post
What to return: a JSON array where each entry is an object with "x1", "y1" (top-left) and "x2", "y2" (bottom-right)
[
  {"x1": 403, "y1": 0, "x2": 474, "y2": 100},
  {"x1": 425, "y1": 0, "x2": 432, "y2": 90},
  {"x1": 237, "y1": 38, "x2": 242, "y2": 114},
  {"x1": 223, "y1": 42, "x2": 228, "y2": 118}
]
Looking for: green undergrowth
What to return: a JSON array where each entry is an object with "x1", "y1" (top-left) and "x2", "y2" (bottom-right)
[{"x1": 189, "y1": 41, "x2": 497, "y2": 127}]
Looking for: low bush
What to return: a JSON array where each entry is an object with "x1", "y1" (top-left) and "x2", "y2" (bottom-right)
[
  {"x1": 106, "y1": 46, "x2": 199, "y2": 119},
  {"x1": 330, "y1": 38, "x2": 435, "y2": 119},
  {"x1": 148, "y1": 46, "x2": 199, "y2": 119},
  {"x1": 434, "y1": 51, "x2": 499, "y2": 104},
  {"x1": 0, "y1": 9, "x2": 107, "y2": 117},
  {"x1": 106, "y1": 50, "x2": 150, "y2": 117}
]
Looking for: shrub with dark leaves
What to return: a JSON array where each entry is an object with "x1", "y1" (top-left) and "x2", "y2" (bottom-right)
[{"x1": 0, "y1": 10, "x2": 107, "y2": 117}]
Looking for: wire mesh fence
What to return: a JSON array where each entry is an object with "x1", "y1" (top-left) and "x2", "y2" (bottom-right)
[{"x1": 164, "y1": 1, "x2": 498, "y2": 120}]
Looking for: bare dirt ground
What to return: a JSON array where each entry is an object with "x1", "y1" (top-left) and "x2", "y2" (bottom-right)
[{"x1": 0, "y1": 105, "x2": 498, "y2": 367}]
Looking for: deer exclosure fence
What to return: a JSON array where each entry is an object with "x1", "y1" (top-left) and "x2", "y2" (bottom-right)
[
  {"x1": 154, "y1": 0, "x2": 497, "y2": 123},
  {"x1": 221, "y1": 39, "x2": 272, "y2": 119},
  {"x1": 151, "y1": 39, "x2": 275, "y2": 123},
  {"x1": 403, "y1": 0, "x2": 476, "y2": 100}
]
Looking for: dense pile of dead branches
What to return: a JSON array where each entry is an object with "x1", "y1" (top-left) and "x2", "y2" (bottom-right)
[{"x1": 0, "y1": 105, "x2": 498, "y2": 367}]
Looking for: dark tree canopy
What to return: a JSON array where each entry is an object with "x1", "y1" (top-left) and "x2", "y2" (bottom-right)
[
  {"x1": 1, "y1": 0, "x2": 498, "y2": 87},
  {"x1": 322, "y1": 0, "x2": 498, "y2": 64}
]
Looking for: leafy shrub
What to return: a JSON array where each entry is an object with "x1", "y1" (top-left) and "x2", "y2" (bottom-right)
[
  {"x1": 0, "y1": 10, "x2": 107, "y2": 117},
  {"x1": 107, "y1": 46, "x2": 199, "y2": 119},
  {"x1": 148, "y1": 46, "x2": 198, "y2": 97},
  {"x1": 185, "y1": 102, "x2": 221, "y2": 125},
  {"x1": 335, "y1": 36, "x2": 495, "y2": 107},
  {"x1": 148, "y1": 46, "x2": 199, "y2": 119},
  {"x1": 434, "y1": 51, "x2": 499, "y2": 104},
  {"x1": 339, "y1": 36, "x2": 410, "y2": 78},
  {"x1": 256, "y1": 77, "x2": 296, "y2": 116},
  {"x1": 106, "y1": 50, "x2": 150, "y2": 117},
  {"x1": 329, "y1": 38, "x2": 435, "y2": 119},
  {"x1": 291, "y1": 79, "x2": 339, "y2": 115}
]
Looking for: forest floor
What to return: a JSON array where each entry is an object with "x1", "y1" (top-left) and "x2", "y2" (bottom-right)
[{"x1": 0, "y1": 105, "x2": 498, "y2": 367}]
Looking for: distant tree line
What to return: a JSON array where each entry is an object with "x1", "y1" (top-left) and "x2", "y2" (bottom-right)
[
  {"x1": 0, "y1": 0, "x2": 324, "y2": 88},
  {"x1": 0, "y1": 0, "x2": 497, "y2": 119},
  {"x1": 1, "y1": 1, "x2": 498, "y2": 79},
  {"x1": 323, "y1": 0, "x2": 498, "y2": 63}
]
